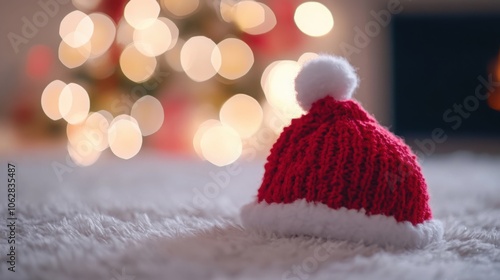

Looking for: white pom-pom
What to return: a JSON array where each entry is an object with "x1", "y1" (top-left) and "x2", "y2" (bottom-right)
[{"x1": 295, "y1": 55, "x2": 359, "y2": 111}]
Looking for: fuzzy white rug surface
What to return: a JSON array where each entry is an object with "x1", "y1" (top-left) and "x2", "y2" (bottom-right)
[{"x1": 0, "y1": 151, "x2": 499, "y2": 280}]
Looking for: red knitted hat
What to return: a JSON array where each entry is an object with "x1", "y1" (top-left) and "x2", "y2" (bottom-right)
[{"x1": 240, "y1": 55, "x2": 443, "y2": 248}]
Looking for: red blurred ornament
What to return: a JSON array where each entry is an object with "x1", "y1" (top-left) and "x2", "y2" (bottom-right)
[
  {"x1": 25, "y1": 45, "x2": 54, "y2": 80},
  {"x1": 99, "y1": 0, "x2": 128, "y2": 23}
]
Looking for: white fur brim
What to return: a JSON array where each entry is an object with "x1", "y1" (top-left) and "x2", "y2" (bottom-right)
[{"x1": 240, "y1": 199, "x2": 443, "y2": 249}]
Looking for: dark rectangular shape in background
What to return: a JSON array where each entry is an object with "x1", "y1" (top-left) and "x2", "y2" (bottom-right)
[{"x1": 392, "y1": 14, "x2": 500, "y2": 138}]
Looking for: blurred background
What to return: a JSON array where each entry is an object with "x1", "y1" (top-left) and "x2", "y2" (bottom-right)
[{"x1": 0, "y1": 0, "x2": 499, "y2": 168}]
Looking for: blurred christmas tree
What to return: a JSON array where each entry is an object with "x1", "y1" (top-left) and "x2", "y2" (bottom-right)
[{"x1": 39, "y1": 0, "x2": 334, "y2": 166}]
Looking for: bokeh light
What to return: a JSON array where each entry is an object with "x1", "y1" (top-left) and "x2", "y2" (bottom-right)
[
  {"x1": 217, "y1": 38, "x2": 254, "y2": 80},
  {"x1": 220, "y1": 94, "x2": 263, "y2": 138},
  {"x1": 262, "y1": 60, "x2": 304, "y2": 119},
  {"x1": 60, "y1": 10, "x2": 94, "y2": 48},
  {"x1": 260, "y1": 61, "x2": 279, "y2": 90},
  {"x1": 181, "y1": 36, "x2": 221, "y2": 82},
  {"x1": 124, "y1": 0, "x2": 160, "y2": 29},
  {"x1": 133, "y1": 18, "x2": 172, "y2": 57},
  {"x1": 116, "y1": 18, "x2": 134, "y2": 46},
  {"x1": 200, "y1": 124, "x2": 242, "y2": 166},
  {"x1": 120, "y1": 44, "x2": 157, "y2": 82},
  {"x1": 159, "y1": 17, "x2": 179, "y2": 50},
  {"x1": 294, "y1": 2, "x2": 334, "y2": 37},
  {"x1": 229, "y1": 1, "x2": 276, "y2": 35},
  {"x1": 85, "y1": 112, "x2": 110, "y2": 151},
  {"x1": 219, "y1": 0, "x2": 233, "y2": 23},
  {"x1": 162, "y1": 0, "x2": 199, "y2": 17},
  {"x1": 59, "y1": 83, "x2": 91, "y2": 124},
  {"x1": 110, "y1": 114, "x2": 140, "y2": 127},
  {"x1": 193, "y1": 119, "x2": 220, "y2": 159},
  {"x1": 66, "y1": 111, "x2": 109, "y2": 152},
  {"x1": 41, "y1": 80, "x2": 66, "y2": 120},
  {"x1": 242, "y1": 2, "x2": 276, "y2": 35},
  {"x1": 262, "y1": 101, "x2": 288, "y2": 134},
  {"x1": 65, "y1": 112, "x2": 104, "y2": 166},
  {"x1": 108, "y1": 115, "x2": 143, "y2": 159},
  {"x1": 130, "y1": 96, "x2": 164, "y2": 136},
  {"x1": 66, "y1": 120, "x2": 86, "y2": 147},
  {"x1": 58, "y1": 40, "x2": 91, "y2": 68},
  {"x1": 298, "y1": 52, "x2": 319, "y2": 65},
  {"x1": 88, "y1": 13, "x2": 116, "y2": 58},
  {"x1": 232, "y1": 1, "x2": 265, "y2": 30},
  {"x1": 72, "y1": 0, "x2": 102, "y2": 12}
]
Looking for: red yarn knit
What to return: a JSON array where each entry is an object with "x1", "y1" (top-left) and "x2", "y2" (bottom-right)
[{"x1": 257, "y1": 96, "x2": 432, "y2": 225}]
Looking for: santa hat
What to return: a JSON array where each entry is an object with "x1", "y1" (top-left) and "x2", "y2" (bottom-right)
[{"x1": 240, "y1": 55, "x2": 443, "y2": 248}]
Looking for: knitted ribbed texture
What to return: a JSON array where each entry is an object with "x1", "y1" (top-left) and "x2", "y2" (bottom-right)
[{"x1": 257, "y1": 96, "x2": 432, "y2": 225}]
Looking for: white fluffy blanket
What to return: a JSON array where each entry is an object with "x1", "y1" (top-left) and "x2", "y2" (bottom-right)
[{"x1": 1, "y1": 151, "x2": 499, "y2": 280}]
